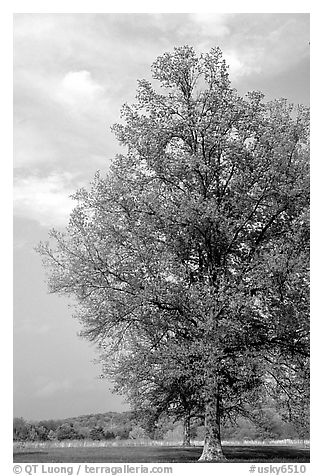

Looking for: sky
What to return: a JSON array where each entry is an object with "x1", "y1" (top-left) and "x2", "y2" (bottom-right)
[{"x1": 13, "y1": 13, "x2": 310, "y2": 421}]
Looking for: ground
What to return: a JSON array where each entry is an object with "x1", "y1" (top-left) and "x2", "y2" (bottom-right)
[{"x1": 13, "y1": 445, "x2": 310, "y2": 463}]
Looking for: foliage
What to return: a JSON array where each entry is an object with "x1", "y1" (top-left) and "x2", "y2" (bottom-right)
[
  {"x1": 56, "y1": 423, "x2": 82, "y2": 441},
  {"x1": 36, "y1": 46, "x2": 309, "y2": 460},
  {"x1": 89, "y1": 426, "x2": 105, "y2": 440},
  {"x1": 13, "y1": 418, "x2": 30, "y2": 441},
  {"x1": 129, "y1": 425, "x2": 150, "y2": 439}
]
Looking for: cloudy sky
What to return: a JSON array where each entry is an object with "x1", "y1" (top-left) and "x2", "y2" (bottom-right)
[{"x1": 13, "y1": 13, "x2": 310, "y2": 421}]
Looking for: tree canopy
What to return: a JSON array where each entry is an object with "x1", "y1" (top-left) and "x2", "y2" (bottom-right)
[{"x1": 37, "y1": 46, "x2": 309, "y2": 461}]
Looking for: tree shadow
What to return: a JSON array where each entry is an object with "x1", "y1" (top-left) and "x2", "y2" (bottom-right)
[{"x1": 223, "y1": 445, "x2": 310, "y2": 462}]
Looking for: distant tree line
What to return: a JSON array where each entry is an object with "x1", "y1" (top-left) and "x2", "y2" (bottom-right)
[
  {"x1": 13, "y1": 405, "x2": 309, "y2": 443},
  {"x1": 13, "y1": 412, "x2": 134, "y2": 442}
]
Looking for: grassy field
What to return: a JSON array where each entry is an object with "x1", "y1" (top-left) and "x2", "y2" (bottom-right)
[{"x1": 13, "y1": 441, "x2": 310, "y2": 463}]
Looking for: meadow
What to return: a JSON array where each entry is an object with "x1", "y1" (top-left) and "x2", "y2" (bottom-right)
[{"x1": 13, "y1": 439, "x2": 310, "y2": 463}]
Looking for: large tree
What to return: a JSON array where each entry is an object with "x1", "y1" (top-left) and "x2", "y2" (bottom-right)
[{"x1": 37, "y1": 46, "x2": 309, "y2": 461}]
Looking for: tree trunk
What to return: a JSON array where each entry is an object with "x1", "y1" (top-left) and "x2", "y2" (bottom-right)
[
  {"x1": 199, "y1": 394, "x2": 226, "y2": 461},
  {"x1": 183, "y1": 414, "x2": 191, "y2": 447}
]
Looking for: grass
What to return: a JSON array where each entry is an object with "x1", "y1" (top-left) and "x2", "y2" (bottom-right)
[
  {"x1": 13, "y1": 440, "x2": 310, "y2": 463},
  {"x1": 13, "y1": 438, "x2": 310, "y2": 449}
]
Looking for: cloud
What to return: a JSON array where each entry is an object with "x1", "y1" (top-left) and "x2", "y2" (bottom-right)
[
  {"x1": 223, "y1": 15, "x2": 309, "y2": 81},
  {"x1": 223, "y1": 50, "x2": 262, "y2": 79},
  {"x1": 14, "y1": 14, "x2": 57, "y2": 39},
  {"x1": 186, "y1": 14, "x2": 309, "y2": 82},
  {"x1": 13, "y1": 172, "x2": 79, "y2": 227},
  {"x1": 56, "y1": 70, "x2": 105, "y2": 111},
  {"x1": 14, "y1": 118, "x2": 61, "y2": 168},
  {"x1": 189, "y1": 13, "x2": 231, "y2": 38},
  {"x1": 14, "y1": 65, "x2": 115, "y2": 173}
]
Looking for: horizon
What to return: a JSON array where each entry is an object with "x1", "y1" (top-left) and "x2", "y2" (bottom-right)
[{"x1": 14, "y1": 408, "x2": 132, "y2": 423}]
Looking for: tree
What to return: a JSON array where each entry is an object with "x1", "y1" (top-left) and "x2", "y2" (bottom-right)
[
  {"x1": 13, "y1": 418, "x2": 30, "y2": 441},
  {"x1": 129, "y1": 425, "x2": 150, "y2": 440},
  {"x1": 56, "y1": 423, "x2": 80, "y2": 440},
  {"x1": 103, "y1": 428, "x2": 116, "y2": 440},
  {"x1": 38, "y1": 419, "x2": 61, "y2": 432},
  {"x1": 47, "y1": 429, "x2": 57, "y2": 441},
  {"x1": 37, "y1": 46, "x2": 309, "y2": 461},
  {"x1": 89, "y1": 426, "x2": 105, "y2": 440},
  {"x1": 34, "y1": 424, "x2": 50, "y2": 441}
]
